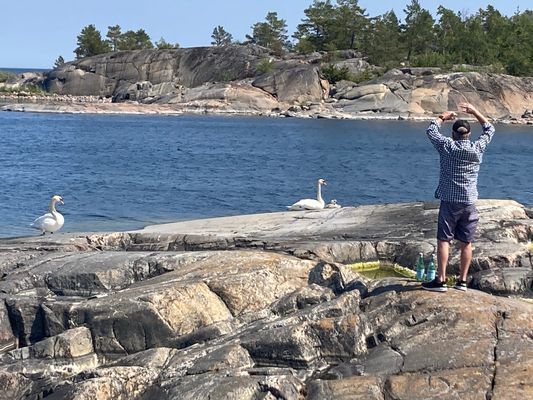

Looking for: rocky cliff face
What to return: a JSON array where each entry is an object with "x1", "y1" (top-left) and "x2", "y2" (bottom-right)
[
  {"x1": 0, "y1": 201, "x2": 531, "y2": 399},
  {"x1": 44, "y1": 45, "x2": 270, "y2": 97},
  {"x1": 43, "y1": 45, "x2": 328, "y2": 107},
  {"x1": 35, "y1": 45, "x2": 532, "y2": 121},
  {"x1": 332, "y1": 69, "x2": 533, "y2": 120}
]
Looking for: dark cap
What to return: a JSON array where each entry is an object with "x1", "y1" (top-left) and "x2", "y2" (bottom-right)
[{"x1": 452, "y1": 120, "x2": 471, "y2": 135}]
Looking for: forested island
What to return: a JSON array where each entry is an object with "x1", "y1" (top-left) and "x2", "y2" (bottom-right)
[
  {"x1": 1, "y1": 0, "x2": 532, "y2": 122},
  {"x1": 56, "y1": 0, "x2": 533, "y2": 77}
]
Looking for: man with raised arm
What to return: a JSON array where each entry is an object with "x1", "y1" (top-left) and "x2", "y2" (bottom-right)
[{"x1": 422, "y1": 102, "x2": 496, "y2": 292}]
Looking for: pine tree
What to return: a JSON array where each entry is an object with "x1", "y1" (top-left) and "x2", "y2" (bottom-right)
[
  {"x1": 117, "y1": 29, "x2": 154, "y2": 50},
  {"x1": 332, "y1": 0, "x2": 368, "y2": 50},
  {"x1": 211, "y1": 26, "x2": 233, "y2": 46},
  {"x1": 74, "y1": 25, "x2": 111, "y2": 59},
  {"x1": 294, "y1": 0, "x2": 337, "y2": 53},
  {"x1": 155, "y1": 37, "x2": 177, "y2": 49},
  {"x1": 106, "y1": 25, "x2": 122, "y2": 51},
  {"x1": 249, "y1": 12, "x2": 289, "y2": 55},
  {"x1": 362, "y1": 10, "x2": 402, "y2": 65},
  {"x1": 53, "y1": 55, "x2": 65, "y2": 69},
  {"x1": 402, "y1": 0, "x2": 435, "y2": 62},
  {"x1": 479, "y1": 6, "x2": 512, "y2": 64},
  {"x1": 503, "y1": 9, "x2": 532, "y2": 75},
  {"x1": 461, "y1": 14, "x2": 488, "y2": 65},
  {"x1": 435, "y1": 7, "x2": 464, "y2": 63}
]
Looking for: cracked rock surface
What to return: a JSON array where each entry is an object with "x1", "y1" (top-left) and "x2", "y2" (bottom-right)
[{"x1": 0, "y1": 201, "x2": 531, "y2": 399}]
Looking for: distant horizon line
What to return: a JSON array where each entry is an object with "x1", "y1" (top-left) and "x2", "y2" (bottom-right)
[{"x1": 0, "y1": 67, "x2": 51, "y2": 72}]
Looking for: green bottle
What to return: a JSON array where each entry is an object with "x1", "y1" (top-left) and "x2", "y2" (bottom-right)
[
  {"x1": 416, "y1": 253, "x2": 425, "y2": 281},
  {"x1": 427, "y1": 254, "x2": 436, "y2": 282}
]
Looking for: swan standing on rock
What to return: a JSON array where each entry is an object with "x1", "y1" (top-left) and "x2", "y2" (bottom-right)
[
  {"x1": 31, "y1": 195, "x2": 65, "y2": 235},
  {"x1": 288, "y1": 179, "x2": 327, "y2": 210}
]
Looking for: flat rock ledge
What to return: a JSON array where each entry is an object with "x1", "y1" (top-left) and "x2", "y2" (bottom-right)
[{"x1": 0, "y1": 200, "x2": 531, "y2": 400}]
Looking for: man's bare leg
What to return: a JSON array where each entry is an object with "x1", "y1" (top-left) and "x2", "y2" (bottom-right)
[
  {"x1": 458, "y1": 241, "x2": 472, "y2": 281},
  {"x1": 437, "y1": 240, "x2": 450, "y2": 282}
]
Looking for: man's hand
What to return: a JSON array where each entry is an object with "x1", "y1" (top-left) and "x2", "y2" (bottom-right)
[
  {"x1": 459, "y1": 102, "x2": 489, "y2": 124},
  {"x1": 459, "y1": 102, "x2": 478, "y2": 115},
  {"x1": 438, "y1": 111, "x2": 457, "y2": 121}
]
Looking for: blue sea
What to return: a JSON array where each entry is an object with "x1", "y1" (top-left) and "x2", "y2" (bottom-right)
[
  {"x1": 0, "y1": 112, "x2": 531, "y2": 238},
  {"x1": 0, "y1": 67, "x2": 51, "y2": 74}
]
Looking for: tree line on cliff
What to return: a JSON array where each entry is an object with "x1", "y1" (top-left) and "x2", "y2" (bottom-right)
[{"x1": 63, "y1": 0, "x2": 532, "y2": 76}]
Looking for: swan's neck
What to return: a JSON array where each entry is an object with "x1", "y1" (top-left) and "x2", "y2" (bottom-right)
[
  {"x1": 316, "y1": 183, "x2": 324, "y2": 203},
  {"x1": 48, "y1": 200, "x2": 57, "y2": 214}
]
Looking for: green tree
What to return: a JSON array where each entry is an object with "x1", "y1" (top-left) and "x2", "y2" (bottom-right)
[
  {"x1": 106, "y1": 25, "x2": 122, "y2": 51},
  {"x1": 362, "y1": 10, "x2": 402, "y2": 65},
  {"x1": 248, "y1": 11, "x2": 289, "y2": 55},
  {"x1": 331, "y1": 0, "x2": 368, "y2": 50},
  {"x1": 321, "y1": 64, "x2": 351, "y2": 83},
  {"x1": 435, "y1": 7, "x2": 464, "y2": 63},
  {"x1": 155, "y1": 37, "x2": 178, "y2": 49},
  {"x1": 402, "y1": 0, "x2": 435, "y2": 61},
  {"x1": 479, "y1": 6, "x2": 512, "y2": 63},
  {"x1": 294, "y1": 1, "x2": 370, "y2": 53},
  {"x1": 117, "y1": 29, "x2": 154, "y2": 50},
  {"x1": 460, "y1": 14, "x2": 489, "y2": 65},
  {"x1": 294, "y1": 0, "x2": 337, "y2": 52},
  {"x1": 117, "y1": 31, "x2": 137, "y2": 50},
  {"x1": 74, "y1": 24, "x2": 111, "y2": 59},
  {"x1": 503, "y1": 10, "x2": 532, "y2": 75},
  {"x1": 53, "y1": 55, "x2": 65, "y2": 69},
  {"x1": 211, "y1": 25, "x2": 233, "y2": 46}
]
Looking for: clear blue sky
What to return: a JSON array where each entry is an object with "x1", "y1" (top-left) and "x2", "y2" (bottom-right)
[{"x1": 0, "y1": 0, "x2": 529, "y2": 68}]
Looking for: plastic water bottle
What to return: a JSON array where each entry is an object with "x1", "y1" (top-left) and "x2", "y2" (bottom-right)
[
  {"x1": 427, "y1": 254, "x2": 436, "y2": 282},
  {"x1": 416, "y1": 253, "x2": 425, "y2": 281}
]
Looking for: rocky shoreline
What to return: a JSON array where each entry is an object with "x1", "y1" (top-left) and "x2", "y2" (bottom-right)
[
  {"x1": 2, "y1": 95, "x2": 532, "y2": 125},
  {"x1": 1, "y1": 200, "x2": 531, "y2": 399},
  {"x1": 2, "y1": 45, "x2": 532, "y2": 124}
]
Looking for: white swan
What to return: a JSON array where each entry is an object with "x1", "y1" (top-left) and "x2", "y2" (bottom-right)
[
  {"x1": 31, "y1": 195, "x2": 65, "y2": 235},
  {"x1": 288, "y1": 179, "x2": 327, "y2": 210},
  {"x1": 325, "y1": 199, "x2": 341, "y2": 209}
]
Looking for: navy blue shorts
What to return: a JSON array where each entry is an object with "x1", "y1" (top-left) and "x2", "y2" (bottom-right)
[{"x1": 437, "y1": 201, "x2": 479, "y2": 243}]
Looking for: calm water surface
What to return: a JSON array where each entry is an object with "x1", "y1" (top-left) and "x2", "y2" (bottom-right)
[{"x1": 1, "y1": 112, "x2": 531, "y2": 237}]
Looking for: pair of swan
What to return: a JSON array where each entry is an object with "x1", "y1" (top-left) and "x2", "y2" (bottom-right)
[
  {"x1": 30, "y1": 185, "x2": 336, "y2": 234},
  {"x1": 288, "y1": 179, "x2": 341, "y2": 210},
  {"x1": 31, "y1": 195, "x2": 65, "y2": 235}
]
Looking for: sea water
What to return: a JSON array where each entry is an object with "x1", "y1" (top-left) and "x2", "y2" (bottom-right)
[{"x1": 0, "y1": 112, "x2": 531, "y2": 237}]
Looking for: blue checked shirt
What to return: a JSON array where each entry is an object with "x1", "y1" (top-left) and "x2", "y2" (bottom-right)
[{"x1": 427, "y1": 119, "x2": 495, "y2": 204}]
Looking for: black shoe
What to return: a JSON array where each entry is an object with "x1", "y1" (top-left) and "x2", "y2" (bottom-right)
[
  {"x1": 454, "y1": 279, "x2": 467, "y2": 291},
  {"x1": 422, "y1": 279, "x2": 448, "y2": 292}
]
